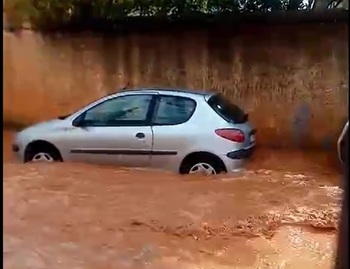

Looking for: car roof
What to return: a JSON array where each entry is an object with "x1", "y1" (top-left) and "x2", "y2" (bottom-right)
[{"x1": 118, "y1": 87, "x2": 215, "y2": 98}]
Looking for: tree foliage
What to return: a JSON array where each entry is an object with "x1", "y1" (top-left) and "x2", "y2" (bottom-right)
[{"x1": 3, "y1": 0, "x2": 347, "y2": 30}]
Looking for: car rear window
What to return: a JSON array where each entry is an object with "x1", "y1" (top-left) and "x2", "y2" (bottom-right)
[{"x1": 207, "y1": 94, "x2": 248, "y2": 124}]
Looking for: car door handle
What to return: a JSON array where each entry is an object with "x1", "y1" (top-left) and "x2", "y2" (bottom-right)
[{"x1": 135, "y1": 132, "x2": 145, "y2": 139}]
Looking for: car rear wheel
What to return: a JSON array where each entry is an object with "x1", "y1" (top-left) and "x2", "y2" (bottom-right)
[
  {"x1": 189, "y1": 162, "x2": 217, "y2": 175},
  {"x1": 180, "y1": 153, "x2": 226, "y2": 175}
]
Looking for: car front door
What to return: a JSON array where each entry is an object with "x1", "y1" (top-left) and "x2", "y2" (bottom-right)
[{"x1": 67, "y1": 94, "x2": 156, "y2": 167}]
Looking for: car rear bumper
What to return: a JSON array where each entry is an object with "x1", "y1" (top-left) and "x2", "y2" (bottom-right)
[
  {"x1": 220, "y1": 146, "x2": 256, "y2": 174},
  {"x1": 226, "y1": 146, "x2": 255, "y2": 160}
]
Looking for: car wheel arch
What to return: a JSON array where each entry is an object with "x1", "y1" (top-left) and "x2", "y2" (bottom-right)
[
  {"x1": 179, "y1": 151, "x2": 227, "y2": 174},
  {"x1": 24, "y1": 140, "x2": 63, "y2": 162}
]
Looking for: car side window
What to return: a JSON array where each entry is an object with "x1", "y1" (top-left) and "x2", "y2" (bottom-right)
[
  {"x1": 82, "y1": 94, "x2": 153, "y2": 126},
  {"x1": 153, "y1": 96, "x2": 196, "y2": 125}
]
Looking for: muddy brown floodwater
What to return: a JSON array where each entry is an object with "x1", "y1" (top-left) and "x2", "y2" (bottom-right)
[{"x1": 3, "y1": 130, "x2": 343, "y2": 269}]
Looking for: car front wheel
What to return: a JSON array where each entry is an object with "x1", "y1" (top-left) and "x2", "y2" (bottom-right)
[
  {"x1": 31, "y1": 152, "x2": 56, "y2": 162},
  {"x1": 24, "y1": 141, "x2": 63, "y2": 163}
]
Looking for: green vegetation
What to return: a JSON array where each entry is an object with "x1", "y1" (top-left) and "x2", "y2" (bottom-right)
[{"x1": 3, "y1": 0, "x2": 347, "y2": 30}]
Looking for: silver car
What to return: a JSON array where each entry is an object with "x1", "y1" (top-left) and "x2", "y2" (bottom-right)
[{"x1": 12, "y1": 88, "x2": 256, "y2": 175}]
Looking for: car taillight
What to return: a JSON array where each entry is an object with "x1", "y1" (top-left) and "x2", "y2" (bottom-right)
[{"x1": 215, "y1": 128, "x2": 245, "y2": 143}]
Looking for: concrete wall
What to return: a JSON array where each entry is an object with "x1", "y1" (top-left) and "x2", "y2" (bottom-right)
[{"x1": 3, "y1": 23, "x2": 348, "y2": 149}]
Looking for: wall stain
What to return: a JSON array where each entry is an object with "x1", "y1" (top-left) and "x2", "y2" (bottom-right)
[{"x1": 3, "y1": 23, "x2": 348, "y2": 150}]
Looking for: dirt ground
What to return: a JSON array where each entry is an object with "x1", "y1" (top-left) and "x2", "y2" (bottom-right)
[{"x1": 3, "y1": 130, "x2": 343, "y2": 269}]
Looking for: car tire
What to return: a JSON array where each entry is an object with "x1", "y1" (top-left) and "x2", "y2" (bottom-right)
[
  {"x1": 180, "y1": 154, "x2": 226, "y2": 175},
  {"x1": 26, "y1": 150, "x2": 61, "y2": 163},
  {"x1": 24, "y1": 143, "x2": 62, "y2": 163}
]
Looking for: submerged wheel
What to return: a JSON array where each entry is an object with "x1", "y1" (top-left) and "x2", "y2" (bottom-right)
[
  {"x1": 31, "y1": 152, "x2": 55, "y2": 162},
  {"x1": 188, "y1": 162, "x2": 217, "y2": 175},
  {"x1": 179, "y1": 152, "x2": 226, "y2": 175},
  {"x1": 24, "y1": 141, "x2": 62, "y2": 163}
]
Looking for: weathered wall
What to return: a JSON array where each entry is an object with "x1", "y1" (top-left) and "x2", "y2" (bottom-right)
[{"x1": 3, "y1": 23, "x2": 348, "y2": 149}]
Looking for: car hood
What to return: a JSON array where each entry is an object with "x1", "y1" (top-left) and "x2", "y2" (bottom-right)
[{"x1": 19, "y1": 119, "x2": 67, "y2": 136}]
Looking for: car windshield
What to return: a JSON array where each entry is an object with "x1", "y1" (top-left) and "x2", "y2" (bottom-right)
[{"x1": 207, "y1": 94, "x2": 248, "y2": 124}]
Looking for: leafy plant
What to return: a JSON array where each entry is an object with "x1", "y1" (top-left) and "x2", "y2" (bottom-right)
[{"x1": 3, "y1": 0, "x2": 346, "y2": 30}]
